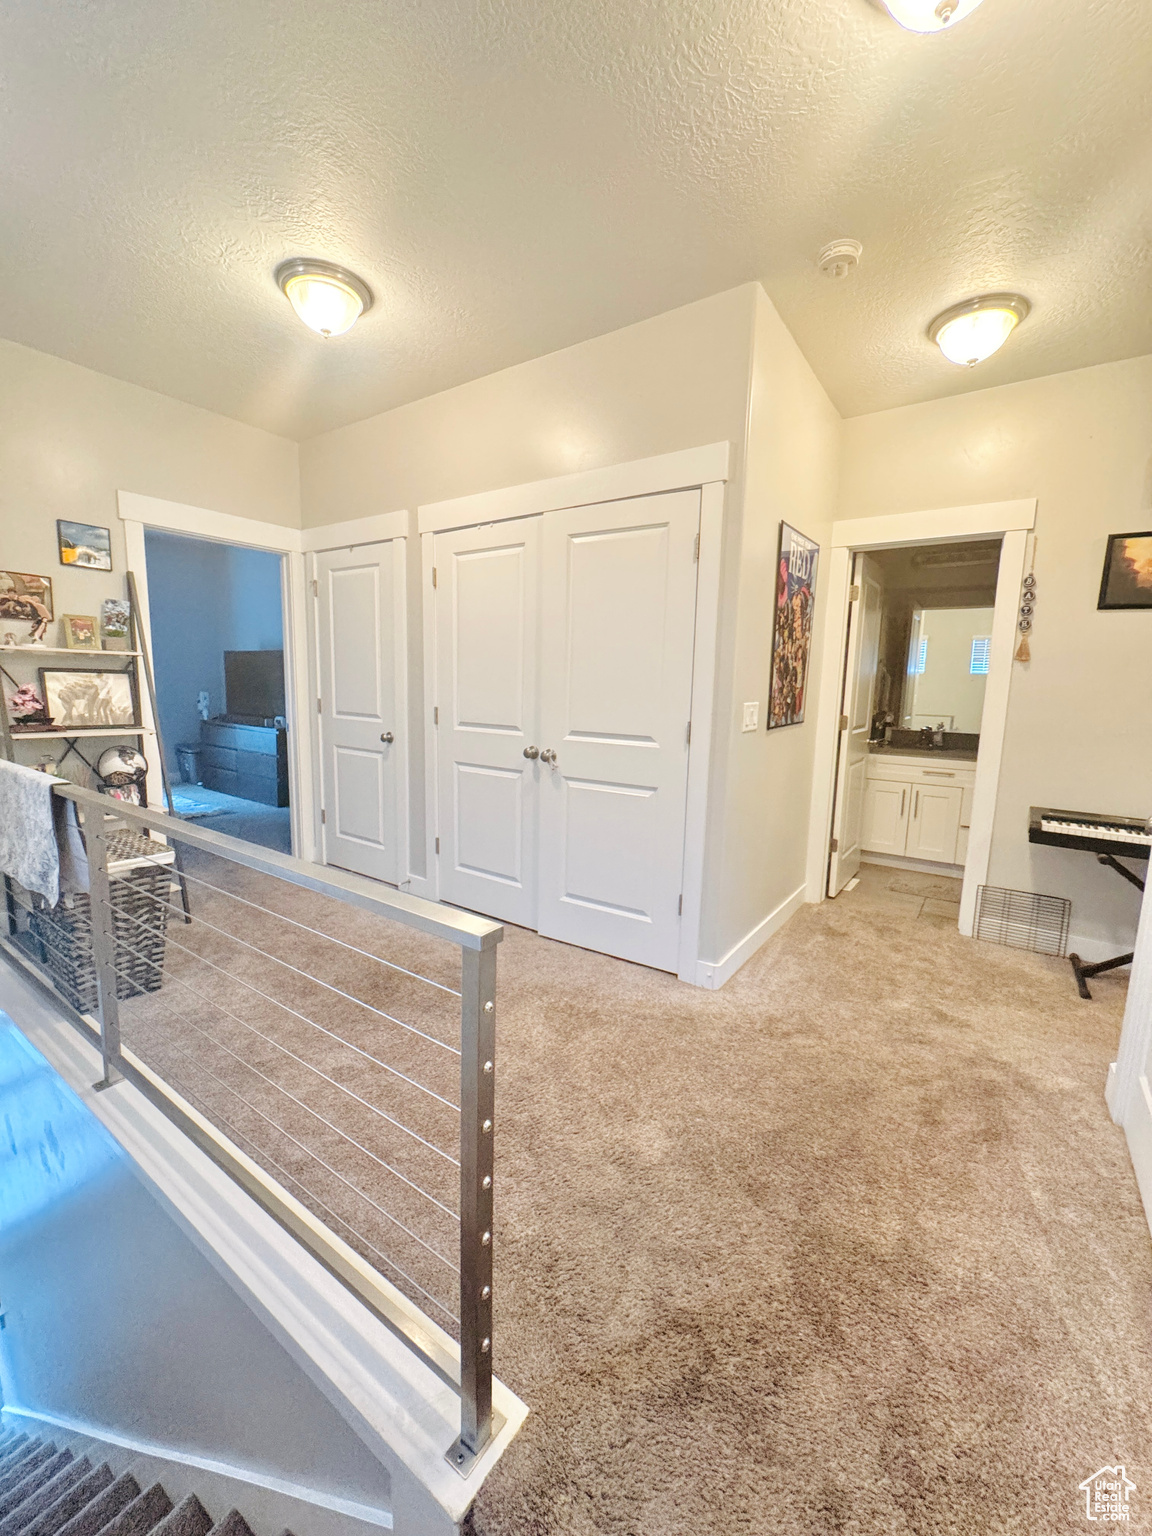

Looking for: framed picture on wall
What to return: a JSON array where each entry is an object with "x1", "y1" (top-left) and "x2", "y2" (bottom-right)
[
  {"x1": 0, "y1": 570, "x2": 54, "y2": 625},
  {"x1": 57, "y1": 519, "x2": 113, "y2": 571},
  {"x1": 1098, "y1": 531, "x2": 1152, "y2": 609},
  {"x1": 767, "y1": 522, "x2": 820, "y2": 730}
]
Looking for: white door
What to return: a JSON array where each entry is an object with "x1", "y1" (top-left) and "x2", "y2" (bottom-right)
[
  {"x1": 906, "y1": 784, "x2": 963, "y2": 863},
  {"x1": 535, "y1": 490, "x2": 700, "y2": 970},
  {"x1": 434, "y1": 518, "x2": 541, "y2": 927},
  {"x1": 828, "y1": 554, "x2": 883, "y2": 894},
  {"x1": 862, "y1": 779, "x2": 910, "y2": 857},
  {"x1": 315, "y1": 542, "x2": 404, "y2": 883}
]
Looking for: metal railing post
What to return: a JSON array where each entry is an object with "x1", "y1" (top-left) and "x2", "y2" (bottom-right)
[
  {"x1": 86, "y1": 810, "x2": 123, "y2": 1090},
  {"x1": 447, "y1": 941, "x2": 497, "y2": 1473}
]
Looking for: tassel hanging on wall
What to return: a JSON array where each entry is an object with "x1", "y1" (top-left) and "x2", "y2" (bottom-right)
[{"x1": 1015, "y1": 538, "x2": 1036, "y2": 663}]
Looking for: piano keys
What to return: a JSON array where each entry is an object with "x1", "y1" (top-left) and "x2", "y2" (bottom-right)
[{"x1": 1028, "y1": 807, "x2": 1151, "y2": 862}]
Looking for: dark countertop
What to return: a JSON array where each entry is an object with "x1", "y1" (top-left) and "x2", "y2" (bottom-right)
[{"x1": 868, "y1": 744, "x2": 979, "y2": 763}]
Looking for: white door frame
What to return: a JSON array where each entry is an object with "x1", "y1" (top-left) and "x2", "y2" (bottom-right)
[
  {"x1": 117, "y1": 492, "x2": 317, "y2": 861},
  {"x1": 418, "y1": 442, "x2": 730, "y2": 984},
  {"x1": 307, "y1": 515, "x2": 411, "y2": 890},
  {"x1": 805, "y1": 498, "x2": 1037, "y2": 935}
]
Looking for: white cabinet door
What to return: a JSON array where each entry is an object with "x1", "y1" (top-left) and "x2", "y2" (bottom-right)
[
  {"x1": 862, "y1": 779, "x2": 910, "y2": 856},
  {"x1": 535, "y1": 489, "x2": 700, "y2": 971},
  {"x1": 828, "y1": 555, "x2": 883, "y2": 894},
  {"x1": 906, "y1": 783, "x2": 963, "y2": 863},
  {"x1": 316, "y1": 542, "x2": 404, "y2": 883},
  {"x1": 434, "y1": 518, "x2": 541, "y2": 926}
]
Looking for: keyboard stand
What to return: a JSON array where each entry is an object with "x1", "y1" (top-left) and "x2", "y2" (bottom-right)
[{"x1": 1068, "y1": 853, "x2": 1146, "y2": 999}]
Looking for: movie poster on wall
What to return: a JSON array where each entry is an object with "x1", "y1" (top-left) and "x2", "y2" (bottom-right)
[{"x1": 767, "y1": 522, "x2": 819, "y2": 730}]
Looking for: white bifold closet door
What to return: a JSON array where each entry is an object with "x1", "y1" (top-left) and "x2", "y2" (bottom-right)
[
  {"x1": 315, "y1": 541, "x2": 403, "y2": 884},
  {"x1": 434, "y1": 488, "x2": 699, "y2": 971}
]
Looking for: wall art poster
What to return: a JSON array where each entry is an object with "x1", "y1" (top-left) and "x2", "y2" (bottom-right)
[
  {"x1": 57, "y1": 519, "x2": 113, "y2": 571},
  {"x1": 0, "y1": 570, "x2": 54, "y2": 625},
  {"x1": 39, "y1": 669, "x2": 135, "y2": 730},
  {"x1": 1098, "y1": 531, "x2": 1152, "y2": 610},
  {"x1": 767, "y1": 522, "x2": 819, "y2": 730}
]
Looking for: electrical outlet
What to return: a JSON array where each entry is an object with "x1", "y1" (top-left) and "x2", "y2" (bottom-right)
[{"x1": 742, "y1": 701, "x2": 759, "y2": 732}]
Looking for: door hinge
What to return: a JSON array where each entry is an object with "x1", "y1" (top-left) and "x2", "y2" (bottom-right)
[
  {"x1": 311, "y1": 578, "x2": 318, "y2": 597},
  {"x1": 435, "y1": 836, "x2": 440, "y2": 854},
  {"x1": 432, "y1": 566, "x2": 438, "y2": 588},
  {"x1": 320, "y1": 808, "x2": 326, "y2": 824},
  {"x1": 317, "y1": 697, "x2": 323, "y2": 714},
  {"x1": 677, "y1": 893, "x2": 683, "y2": 915},
  {"x1": 693, "y1": 533, "x2": 700, "y2": 562},
  {"x1": 686, "y1": 721, "x2": 692, "y2": 745},
  {"x1": 433, "y1": 705, "x2": 439, "y2": 725},
  {"x1": 829, "y1": 836, "x2": 839, "y2": 852},
  {"x1": 849, "y1": 584, "x2": 861, "y2": 601},
  {"x1": 839, "y1": 713, "x2": 848, "y2": 731}
]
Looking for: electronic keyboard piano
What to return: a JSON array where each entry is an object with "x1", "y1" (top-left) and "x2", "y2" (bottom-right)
[{"x1": 1028, "y1": 806, "x2": 1149, "y2": 998}]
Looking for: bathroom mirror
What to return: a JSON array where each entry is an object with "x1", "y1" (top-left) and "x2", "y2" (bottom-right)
[{"x1": 901, "y1": 606, "x2": 995, "y2": 733}]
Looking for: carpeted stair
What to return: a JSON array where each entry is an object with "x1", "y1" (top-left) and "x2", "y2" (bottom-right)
[{"x1": 0, "y1": 1434, "x2": 274, "y2": 1536}]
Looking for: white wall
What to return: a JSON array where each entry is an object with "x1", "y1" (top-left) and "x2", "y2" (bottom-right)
[
  {"x1": 840, "y1": 353, "x2": 1152, "y2": 952},
  {"x1": 704, "y1": 287, "x2": 841, "y2": 967}
]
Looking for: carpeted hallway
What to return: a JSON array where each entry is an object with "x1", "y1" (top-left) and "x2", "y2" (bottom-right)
[{"x1": 122, "y1": 859, "x2": 1152, "y2": 1534}]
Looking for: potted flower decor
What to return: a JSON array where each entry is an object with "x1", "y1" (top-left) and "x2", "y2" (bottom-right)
[{"x1": 8, "y1": 683, "x2": 53, "y2": 731}]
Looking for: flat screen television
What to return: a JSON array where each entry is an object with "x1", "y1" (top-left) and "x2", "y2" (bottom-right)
[{"x1": 224, "y1": 650, "x2": 285, "y2": 723}]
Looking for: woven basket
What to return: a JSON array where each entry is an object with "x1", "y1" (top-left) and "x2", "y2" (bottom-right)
[{"x1": 30, "y1": 830, "x2": 175, "y2": 1014}]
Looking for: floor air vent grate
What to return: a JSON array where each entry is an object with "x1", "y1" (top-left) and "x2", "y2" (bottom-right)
[{"x1": 975, "y1": 885, "x2": 1071, "y2": 957}]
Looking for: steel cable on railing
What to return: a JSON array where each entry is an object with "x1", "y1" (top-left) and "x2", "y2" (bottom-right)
[
  {"x1": 98, "y1": 945, "x2": 462, "y2": 1264},
  {"x1": 119, "y1": 877, "x2": 461, "y2": 1057},
  {"x1": 105, "y1": 838, "x2": 462, "y2": 997},
  {"x1": 103, "y1": 885, "x2": 460, "y2": 1110},
  {"x1": 98, "y1": 909, "x2": 462, "y2": 1181},
  {"x1": 102, "y1": 893, "x2": 461, "y2": 1136}
]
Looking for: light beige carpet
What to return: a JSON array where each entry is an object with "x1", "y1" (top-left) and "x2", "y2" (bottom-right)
[{"x1": 121, "y1": 860, "x2": 1152, "y2": 1534}]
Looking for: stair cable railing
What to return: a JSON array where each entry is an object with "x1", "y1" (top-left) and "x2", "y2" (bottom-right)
[{"x1": 0, "y1": 781, "x2": 502, "y2": 1475}]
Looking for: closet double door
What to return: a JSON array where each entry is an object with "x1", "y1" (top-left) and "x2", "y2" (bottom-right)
[{"x1": 434, "y1": 489, "x2": 700, "y2": 972}]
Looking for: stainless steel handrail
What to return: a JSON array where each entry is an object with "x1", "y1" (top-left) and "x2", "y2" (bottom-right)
[{"x1": 31, "y1": 780, "x2": 504, "y2": 1473}]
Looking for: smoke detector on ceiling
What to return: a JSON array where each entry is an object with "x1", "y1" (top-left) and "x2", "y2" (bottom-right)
[{"x1": 818, "y1": 239, "x2": 863, "y2": 279}]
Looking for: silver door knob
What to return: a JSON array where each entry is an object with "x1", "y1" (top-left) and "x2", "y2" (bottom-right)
[
  {"x1": 523, "y1": 745, "x2": 539, "y2": 759},
  {"x1": 540, "y1": 748, "x2": 557, "y2": 765},
  {"x1": 380, "y1": 731, "x2": 394, "y2": 744}
]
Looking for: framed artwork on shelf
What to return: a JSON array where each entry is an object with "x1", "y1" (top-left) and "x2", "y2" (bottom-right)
[
  {"x1": 1098, "y1": 531, "x2": 1152, "y2": 610},
  {"x1": 101, "y1": 597, "x2": 132, "y2": 650},
  {"x1": 0, "y1": 570, "x2": 54, "y2": 630},
  {"x1": 57, "y1": 519, "x2": 113, "y2": 571},
  {"x1": 62, "y1": 614, "x2": 100, "y2": 650},
  {"x1": 39, "y1": 668, "x2": 136, "y2": 730},
  {"x1": 767, "y1": 522, "x2": 819, "y2": 730}
]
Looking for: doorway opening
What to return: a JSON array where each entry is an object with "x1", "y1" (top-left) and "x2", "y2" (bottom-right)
[
  {"x1": 144, "y1": 529, "x2": 291, "y2": 854},
  {"x1": 827, "y1": 537, "x2": 1003, "y2": 911}
]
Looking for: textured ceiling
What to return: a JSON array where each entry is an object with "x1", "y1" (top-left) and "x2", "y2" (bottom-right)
[{"x1": 2, "y1": 0, "x2": 1150, "y2": 437}]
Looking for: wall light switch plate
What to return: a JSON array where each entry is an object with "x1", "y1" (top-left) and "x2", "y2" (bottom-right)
[{"x1": 742, "y1": 701, "x2": 759, "y2": 732}]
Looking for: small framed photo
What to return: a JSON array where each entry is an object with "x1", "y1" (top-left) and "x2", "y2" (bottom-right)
[
  {"x1": 0, "y1": 570, "x2": 54, "y2": 623},
  {"x1": 100, "y1": 597, "x2": 132, "y2": 651},
  {"x1": 62, "y1": 614, "x2": 100, "y2": 650},
  {"x1": 1098, "y1": 532, "x2": 1152, "y2": 610},
  {"x1": 40, "y1": 668, "x2": 136, "y2": 730},
  {"x1": 57, "y1": 519, "x2": 113, "y2": 571}
]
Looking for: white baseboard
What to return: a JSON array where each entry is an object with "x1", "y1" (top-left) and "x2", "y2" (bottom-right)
[
  {"x1": 1119, "y1": 1074, "x2": 1152, "y2": 1244},
  {"x1": 861, "y1": 854, "x2": 965, "y2": 878},
  {"x1": 1066, "y1": 931, "x2": 1138, "y2": 965},
  {"x1": 695, "y1": 884, "x2": 806, "y2": 990}
]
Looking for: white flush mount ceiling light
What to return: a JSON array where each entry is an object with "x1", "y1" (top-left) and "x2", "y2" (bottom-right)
[
  {"x1": 928, "y1": 293, "x2": 1031, "y2": 366},
  {"x1": 871, "y1": 0, "x2": 984, "y2": 32},
  {"x1": 275, "y1": 259, "x2": 373, "y2": 337}
]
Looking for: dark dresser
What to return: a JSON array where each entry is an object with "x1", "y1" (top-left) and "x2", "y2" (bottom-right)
[{"x1": 200, "y1": 719, "x2": 289, "y2": 806}]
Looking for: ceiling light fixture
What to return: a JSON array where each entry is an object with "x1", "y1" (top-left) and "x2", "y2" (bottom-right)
[
  {"x1": 927, "y1": 293, "x2": 1031, "y2": 366},
  {"x1": 275, "y1": 259, "x2": 373, "y2": 337},
  {"x1": 871, "y1": 0, "x2": 984, "y2": 32}
]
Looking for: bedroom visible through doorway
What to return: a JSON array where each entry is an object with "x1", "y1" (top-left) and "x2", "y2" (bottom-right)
[{"x1": 144, "y1": 528, "x2": 291, "y2": 853}]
